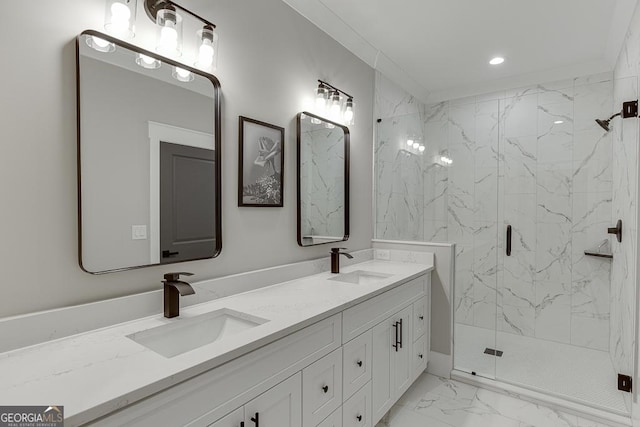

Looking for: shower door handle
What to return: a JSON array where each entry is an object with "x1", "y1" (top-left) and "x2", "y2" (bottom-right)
[{"x1": 506, "y1": 225, "x2": 512, "y2": 256}]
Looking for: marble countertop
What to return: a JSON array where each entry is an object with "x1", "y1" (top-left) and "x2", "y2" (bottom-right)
[{"x1": 0, "y1": 260, "x2": 432, "y2": 425}]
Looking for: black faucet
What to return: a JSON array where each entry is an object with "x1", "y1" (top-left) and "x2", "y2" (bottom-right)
[
  {"x1": 330, "y1": 248, "x2": 353, "y2": 274},
  {"x1": 163, "y1": 272, "x2": 195, "y2": 318}
]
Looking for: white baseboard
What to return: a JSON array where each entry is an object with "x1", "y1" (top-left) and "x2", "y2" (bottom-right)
[{"x1": 427, "y1": 351, "x2": 452, "y2": 378}]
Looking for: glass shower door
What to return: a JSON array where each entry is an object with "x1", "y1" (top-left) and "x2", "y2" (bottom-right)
[{"x1": 446, "y1": 98, "x2": 500, "y2": 380}]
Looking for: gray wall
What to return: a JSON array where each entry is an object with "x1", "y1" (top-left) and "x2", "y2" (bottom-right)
[{"x1": 0, "y1": 0, "x2": 374, "y2": 318}]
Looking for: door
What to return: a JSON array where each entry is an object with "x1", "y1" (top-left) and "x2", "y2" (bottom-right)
[
  {"x1": 160, "y1": 141, "x2": 216, "y2": 263},
  {"x1": 391, "y1": 305, "x2": 412, "y2": 397},
  {"x1": 244, "y1": 373, "x2": 302, "y2": 427}
]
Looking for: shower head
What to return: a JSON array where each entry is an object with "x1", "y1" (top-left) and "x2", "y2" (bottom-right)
[
  {"x1": 595, "y1": 118, "x2": 611, "y2": 132},
  {"x1": 595, "y1": 112, "x2": 621, "y2": 132}
]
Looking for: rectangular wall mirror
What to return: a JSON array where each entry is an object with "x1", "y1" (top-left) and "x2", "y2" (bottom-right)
[
  {"x1": 77, "y1": 30, "x2": 222, "y2": 273},
  {"x1": 297, "y1": 111, "x2": 350, "y2": 246}
]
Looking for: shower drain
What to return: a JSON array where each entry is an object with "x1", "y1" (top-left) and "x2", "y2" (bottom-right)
[{"x1": 484, "y1": 347, "x2": 503, "y2": 357}]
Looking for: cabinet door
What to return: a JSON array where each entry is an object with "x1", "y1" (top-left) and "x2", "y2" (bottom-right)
[
  {"x1": 244, "y1": 373, "x2": 301, "y2": 427},
  {"x1": 302, "y1": 348, "x2": 342, "y2": 426},
  {"x1": 209, "y1": 407, "x2": 244, "y2": 427},
  {"x1": 371, "y1": 318, "x2": 393, "y2": 424},
  {"x1": 391, "y1": 305, "x2": 413, "y2": 398}
]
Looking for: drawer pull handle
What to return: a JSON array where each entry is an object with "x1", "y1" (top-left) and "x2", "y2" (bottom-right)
[
  {"x1": 418, "y1": 315, "x2": 424, "y2": 320},
  {"x1": 357, "y1": 415, "x2": 363, "y2": 422},
  {"x1": 398, "y1": 318, "x2": 403, "y2": 349},
  {"x1": 322, "y1": 385, "x2": 329, "y2": 393},
  {"x1": 240, "y1": 423, "x2": 245, "y2": 427},
  {"x1": 357, "y1": 360, "x2": 363, "y2": 367},
  {"x1": 419, "y1": 353, "x2": 424, "y2": 359},
  {"x1": 250, "y1": 412, "x2": 259, "y2": 426}
]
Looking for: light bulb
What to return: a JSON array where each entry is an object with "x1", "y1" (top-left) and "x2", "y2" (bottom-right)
[
  {"x1": 413, "y1": 142, "x2": 420, "y2": 149},
  {"x1": 172, "y1": 67, "x2": 194, "y2": 82},
  {"x1": 315, "y1": 85, "x2": 327, "y2": 115},
  {"x1": 330, "y1": 91, "x2": 341, "y2": 121},
  {"x1": 160, "y1": 25, "x2": 178, "y2": 52},
  {"x1": 87, "y1": 36, "x2": 115, "y2": 53},
  {"x1": 343, "y1": 98, "x2": 354, "y2": 125},
  {"x1": 418, "y1": 145, "x2": 425, "y2": 152},
  {"x1": 93, "y1": 36, "x2": 110, "y2": 48},
  {"x1": 406, "y1": 139, "x2": 414, "y2": 146},
  {"x1": 135, "y1": 53, "x2": 161, "y2": 69},
  {"x1": 110, "y1": 2, "x2": 131, "y2": 33},
  {"x1": 198, "y1": 40, "x2": 214, "y2": 67}
]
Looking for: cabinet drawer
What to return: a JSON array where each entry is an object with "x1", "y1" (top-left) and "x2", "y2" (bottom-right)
[
  {"x1": 303, "y1": 348, "x2": 343, "y2": 426},
  {"x1": 342, "y1": 276, "x2": 425, "y2": 343},
  {"x1": 412, "y1": 297, "x2": 426, "y2": 341},
  {"x1": 412, "y1": 334, "x2": 427, "y2": 381},
  {"x1": 317, "y1": 407, "x2": 343, "y2": 427},
  {"x1": 342, "y1": 382, "x2": 371, "y2": 427},
  {"x1": 343, "y1": 330, "x2": 372, "y2": 400}
]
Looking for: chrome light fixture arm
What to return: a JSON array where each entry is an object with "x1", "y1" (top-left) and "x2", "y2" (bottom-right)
[{"x1": 144, "y1": 0, "x2": 216, "y2": 28}]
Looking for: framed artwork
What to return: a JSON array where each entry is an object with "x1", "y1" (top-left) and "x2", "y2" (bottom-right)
[{"x1": 238, "y1": 116, "x2": 285, "y2": 207}]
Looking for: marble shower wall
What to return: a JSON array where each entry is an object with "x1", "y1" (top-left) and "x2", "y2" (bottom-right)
[{"x1": 375, "y1": 72, "x2": 615, "y2": 352}]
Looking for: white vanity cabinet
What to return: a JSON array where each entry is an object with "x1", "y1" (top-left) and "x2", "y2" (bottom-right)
[{"x1": 89, "y1": 272, "x2": 431, "y2": 427}]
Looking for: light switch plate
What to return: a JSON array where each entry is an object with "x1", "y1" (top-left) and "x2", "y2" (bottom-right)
[
  {"x1": 132, "y1": 225, "x2": 147, "y2": 240},
  {"x1": 377, "y1": 249, "x2": 390, "y2": 260}
]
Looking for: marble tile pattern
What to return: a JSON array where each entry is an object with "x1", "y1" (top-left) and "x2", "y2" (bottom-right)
[
  {"x1": 375, "y1": 373, "x2": 619, "y2": 427},
  {"x1": 374, "y1": 73, "x2": 615, "y2": 353},
  {"x1": 300, "y1": 126, "x2": 345, "y2": 238}
]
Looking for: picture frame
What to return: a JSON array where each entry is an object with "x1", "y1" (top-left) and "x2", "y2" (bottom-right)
[{"x1": 238, "y1": 116, "x2": 285, "y2": 207}]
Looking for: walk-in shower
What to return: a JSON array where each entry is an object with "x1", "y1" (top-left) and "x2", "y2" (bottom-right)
[{"x1": 375, "y1": 73, "x2": 638, "y2": 419}]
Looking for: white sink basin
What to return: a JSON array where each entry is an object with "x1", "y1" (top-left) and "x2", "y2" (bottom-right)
[
  {"x1": 328, "y1": 270, "x2": 393, "y2": 285},
  {"x1": 127, "y1": 308, "x2": 269, "y2": 358}
]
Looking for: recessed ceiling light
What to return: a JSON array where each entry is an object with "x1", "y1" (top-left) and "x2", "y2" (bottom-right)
[
  {"x1": 489, "y1": 57, "x2": 505, "y2": 65},
  {"x1": 554, "y1": 120, "x2": 564, "y2": 124}
]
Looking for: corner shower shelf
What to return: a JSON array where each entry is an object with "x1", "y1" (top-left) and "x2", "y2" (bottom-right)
[{"x1": 584, "y1": 239, "x2": 613, "y2": 259}]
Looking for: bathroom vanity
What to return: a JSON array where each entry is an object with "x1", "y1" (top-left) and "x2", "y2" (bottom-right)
[{"x1": 0, "y1": 258, "x2": 432, "y2": 427}]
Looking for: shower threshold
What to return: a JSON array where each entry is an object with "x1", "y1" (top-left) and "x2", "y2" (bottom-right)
[{"x1": 451, "y1": 370, "x2": 632, "y2": 427}]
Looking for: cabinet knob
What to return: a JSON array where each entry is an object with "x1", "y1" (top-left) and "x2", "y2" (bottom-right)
[
  {"x1": 322, "y1": 385, "x2": 329, "y2": 393},
  {"x1": 418, "y1": 315, "x2": 424, "y2": 320},
  {"x1": 357, "y1": 360, "x2": 363, "y2": 367},
  {"x1": 419, "y1": 353, "x2": 423, "y2": 359},
  {"x1": 357, "y1": 415, "x2": 363, "y2": 422}
]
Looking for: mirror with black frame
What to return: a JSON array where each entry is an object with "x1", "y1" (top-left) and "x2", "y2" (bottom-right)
[
  {"x1": 77, "y1": 30, "x2": 222, "y2": 274},
  {"x1": 296, "y1": 111, "x2": 350, "y2": 246}
]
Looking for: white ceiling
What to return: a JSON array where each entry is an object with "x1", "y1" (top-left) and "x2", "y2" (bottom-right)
[{"x1": 282, "y1": 0, "x2": 638, "y2": 102}]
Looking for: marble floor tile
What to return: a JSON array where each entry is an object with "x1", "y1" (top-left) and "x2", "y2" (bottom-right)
[{"x1": 376, "y1": 373, "x2": 620, "y2": 427}]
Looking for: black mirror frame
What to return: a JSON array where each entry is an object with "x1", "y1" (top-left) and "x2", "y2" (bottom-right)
[
  {"x1": 76, "y1": 29, "x2": 223, "y2": 274},
  {"x1": 296, "y1": 111, "x2": 350, "y2": 247}
]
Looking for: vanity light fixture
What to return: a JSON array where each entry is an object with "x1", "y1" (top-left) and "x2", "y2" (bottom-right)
[
  {"x1": 135, "y1": 53, "x2": 161, "y2": 69},
  {"x1": 418, "y1": 145, "x2": 425, "y2": 152},
  {"x1": 144, "y1": 0, "x2": 218, "y2": 67},
  {"x1": 315, "y1": 80, "x2": 356, "y2": 126},
  {"x1": 406, "y1": 138, "x2": 414, "y2": 146},
  {"x1": 104, "y1": 0, "x2": 137, "y2": 38}
]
